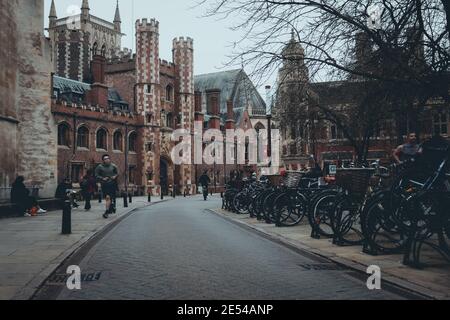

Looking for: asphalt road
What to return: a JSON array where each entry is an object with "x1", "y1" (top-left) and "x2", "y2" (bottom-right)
[{"x1": 55, "y1": 195, "x2": 412, "y2": 300}]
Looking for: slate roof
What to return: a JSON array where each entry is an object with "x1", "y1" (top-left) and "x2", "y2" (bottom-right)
[
  {"x1": 194, "y1": 69, "x2": 266, "y2": 125},
  {"x1": 53, "y1": 76, "x2": 128, "y2": 108}
]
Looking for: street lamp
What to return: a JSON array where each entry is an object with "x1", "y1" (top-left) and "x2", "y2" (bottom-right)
[
  {"x1": 265, "y1": 85, "x2": 272, "y2": 166},
  {"x1": 124, "y1": 121, "x2": 129, "y2": 206}
]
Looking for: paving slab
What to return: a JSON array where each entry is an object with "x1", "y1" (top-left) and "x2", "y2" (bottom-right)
[{"x1": 0, "y1": 196, "x2": 166, "y2": 300}]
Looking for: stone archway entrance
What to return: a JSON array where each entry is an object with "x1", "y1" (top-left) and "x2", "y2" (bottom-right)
[
  {"x1": 160, "y1": 159, "x2": 169, "y2": 196},
  {"x1": 160, "y1": 156, "x2": 173, "y2": 196}
]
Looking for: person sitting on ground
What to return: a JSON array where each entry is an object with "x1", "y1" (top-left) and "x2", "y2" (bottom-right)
[{"x1": 11, "y1": 176, "x2": 46, "y2": 217}]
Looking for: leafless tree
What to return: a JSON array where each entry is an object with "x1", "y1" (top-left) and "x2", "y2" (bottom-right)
[{"x1": 198, "y1": 0, "x2": 449, "y2": 162}]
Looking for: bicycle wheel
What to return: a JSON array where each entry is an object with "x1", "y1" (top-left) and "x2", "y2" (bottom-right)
[
  {"x1": 263, "y1": 191, "x2": 280, "y2": 223},
  {"x1": 332, "y1": 195, "x2": 364, "y2": 245},
  {"x1": 274, "y1": 191, "x2": 307, "y2": 227},
  {"x1": 309, "y1": 191, "x2": 337, "y2": 237},
  {"x1": 233, "y1": 192, "x2": 249, "y2": 214},
  {"x1": 361, "y1": 191, "x2": 407, "y2": 254}
]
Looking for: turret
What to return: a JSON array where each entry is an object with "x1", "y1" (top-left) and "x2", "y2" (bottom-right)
[
  {"x1": 49, "y1": 0, "x2": 57, "y2": 28},
  {"x1": 81, "y1": 0, "x2": 90, "y2": 22},
  {"x1": 114, "y1": 0, "x2": 121, "y2": 33}
]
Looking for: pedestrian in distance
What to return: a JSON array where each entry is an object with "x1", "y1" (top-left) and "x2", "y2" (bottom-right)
[
  {"x1": 198, "y1": 171, "x2": 211, "y2": 201},
  {"x1": 55, "y1": 178, "x2": 79, "y2": 209},
  {"x1": 80, "y1": 169, "x2": 97, "y2": 211}
]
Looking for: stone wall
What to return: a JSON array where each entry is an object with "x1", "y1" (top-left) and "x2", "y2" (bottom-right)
[
  {"x1": 8, "y1": 0, "x2": 57, "y2": 199},
  {"x1": 0, "y1": 0, "x2": 19, "y2": 194}
]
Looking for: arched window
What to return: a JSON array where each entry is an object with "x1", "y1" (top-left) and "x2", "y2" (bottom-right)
[
  {"x1": 101, "y1": 44, "x2": 107, "y2": 57},
  {"x1": 58, "y1": 123, "x2": 71, "y2": 147},
  {"x1": 166, "y1": 112, "x2": 173, "y2": 128},
  {"x1": 96, "y1": 128, "x2": 108, "y2": 150},
  {"x1": 113, "y1": 131, "x2": 123, "y2": 151},
  {"x1": 166, "y1": 85, "x2": 173, "y2": 102},
  {"x1": 92, "y1": 42, "x2": 98, "y2": 56},
  {"x1": 77, "y1": 126, "x2": 89, "y2": 149},
  {"x1": 254, "y1": 123, "x2": 265, "y2": 163},
  {"x1": 128, "y1": 132, "x2": 137, "y2": 152}
]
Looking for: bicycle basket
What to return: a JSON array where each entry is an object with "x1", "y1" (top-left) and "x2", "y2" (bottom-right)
[
  {"x1": 281, "y1": 171, "x2": 303, "y2": 188},
  {"x1": 335, "y1": 168, "x2": 374, "y2": 195}
]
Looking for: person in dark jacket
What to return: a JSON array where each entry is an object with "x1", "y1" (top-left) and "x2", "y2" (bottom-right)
[
  {"x1": 55, "y1": 178, "x2": 79, "y2": 209},
  {"x1": 11, "y1": 176, "x2": 46, "y2": 217},
  {"x1": 80, "y1": 169, "x2": 97, "y2": 211},
  {"x1": 198, "y1": 171, "x2": 211, "y2": 201}
]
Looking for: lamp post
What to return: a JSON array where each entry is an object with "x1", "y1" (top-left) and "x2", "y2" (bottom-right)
[
  {"x1": 124, "y1": 121, "x2": 129, "y2": 207},
  {"x1": 265, "y1": 85, "x2": 272, "y2": 166}
]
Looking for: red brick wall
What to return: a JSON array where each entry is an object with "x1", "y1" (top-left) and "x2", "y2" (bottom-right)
[
  {"x1": 52, "y1": 102, "x2": 145, "y2": 192},
  {"x1": 105, "y1": 67, "x2": 136, "y2": 112}
]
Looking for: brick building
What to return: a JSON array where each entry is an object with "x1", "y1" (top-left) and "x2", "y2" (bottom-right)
[
  {"x1": 47, "y1": 0, "x2": 195, "y2": 196},
  {"x1": 194, "y1": 70, "x2": 273, "y2": 188},
  {"x1": 275, "y1": 32, "x2": 450, "y2": 171},
  {"x1": 0, "y1": 0, "x2": 57, "y2": 200}
]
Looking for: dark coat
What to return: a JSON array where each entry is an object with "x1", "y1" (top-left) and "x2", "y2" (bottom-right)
[
  {"x1": 55, "y1": 182, "x2": 72, "y2": 200},
  {"x1": 11, "y1": 182, "x2": 30, "y2": 204}
]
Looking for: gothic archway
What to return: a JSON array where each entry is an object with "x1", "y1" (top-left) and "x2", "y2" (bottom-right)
[{"x1": 159, "y1": 155, "x2": 174, "y2": 196}]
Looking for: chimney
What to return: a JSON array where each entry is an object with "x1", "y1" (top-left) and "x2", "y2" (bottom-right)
[
  {"x1": 355, "y1": 32, "x2": 372, "y2": 68},
  {"x1": 206, "y1": 89, "x2": 221, "y2": 130},
  {"x1": 265, "y1": 85, "x2": 272, "y2": 115},
  {"x1": 194, "y1": 91, "x2": 204, "y2": 123},
  {"x1": 86, "y1": 55, "x2": 108, "y2": 107},
  {"x1": 225, "y1": 100, "x2": 235, "y2": 130},
  {"x1": 91, "y1": 54, "x2": 106, "y2": 84}
]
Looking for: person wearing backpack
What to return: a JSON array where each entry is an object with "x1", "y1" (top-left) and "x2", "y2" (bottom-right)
[{"x1": 80, "y1": 169, "x2": 97, "y2": 211}]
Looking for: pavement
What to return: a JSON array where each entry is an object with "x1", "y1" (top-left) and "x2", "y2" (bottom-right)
[
  {"x1": 43, "y1": 195, "x2": 420, "y2": 300},
  {"x1": 211, "y1": 207, "x2": 450, "y2": 300},
  {"x1": 0, "y1": 195, "x2": 166, "y2": 300},
  {"x1": 2, "y1": 194, "x2": 447, "y2": 300}
]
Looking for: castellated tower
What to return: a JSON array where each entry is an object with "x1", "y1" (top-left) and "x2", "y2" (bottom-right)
[
  {"x1": 135, "y1": 18, "x2": 162, "y2": 195},
  {"x1": 173, "y1": 37, "x2": 195, "y2": 194}
]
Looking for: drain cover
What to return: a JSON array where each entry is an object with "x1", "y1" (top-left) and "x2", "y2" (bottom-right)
[
  {"x1": 46, "y1": 271, "x2": 103, "y2": 286},
  {"x1": 298, "y1": 263, "x2": 348, "y2": 271}
]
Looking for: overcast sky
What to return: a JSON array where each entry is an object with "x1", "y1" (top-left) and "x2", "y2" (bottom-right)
[{"x1": 44, "y1": 0, "x2": 277, "y2": 88}]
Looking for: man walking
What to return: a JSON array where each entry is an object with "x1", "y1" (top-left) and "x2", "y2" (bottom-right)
[{"x1": 95, "y1": 155, "x2": 119, "y2": 219}]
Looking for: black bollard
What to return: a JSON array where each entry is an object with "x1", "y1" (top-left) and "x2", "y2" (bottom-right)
[
  {"x1": 123, "y1": 193, "x2": 128, "y2": 208},
  {"x1": 161, "y1": 191, "x2": 164, "y2": 200},
  {"x1": 98, "y1": 191, "x2": 102, "y2": 203},
  {"x1": 129, "y1": 192, "x2": 133, "y2": 203},
  {"x1": 61, "y1": 200, "x2": 72, "y2": 235},
  {"x1": 148, "y1": 192, "x2": 151, "y2": 203}
]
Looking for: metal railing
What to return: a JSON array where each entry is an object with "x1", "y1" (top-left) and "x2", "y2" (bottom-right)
[{"x1": 0, "y1": 186, "x2": 40, "y2": 203}]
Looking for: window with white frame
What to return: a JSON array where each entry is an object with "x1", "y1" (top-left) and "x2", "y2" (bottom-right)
[
  {"x1": 330, "y1": 124, "x2": 344, "y2": 140},
  {"x1": 433, "y1": 111, "x2": 448, "y2": 136}
]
